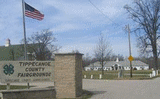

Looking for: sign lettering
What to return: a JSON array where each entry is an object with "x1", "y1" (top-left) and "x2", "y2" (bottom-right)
[{"x1": 0, "y1": 61, "x2": 54, "y2": 83}]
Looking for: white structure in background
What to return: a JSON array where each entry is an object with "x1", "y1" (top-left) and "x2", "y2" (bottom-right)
[
  {"x1": 84, "y1": 58, "x2": 149, "y2": 71},
  {"x1": 5, "y1": 38, "x2": 11, "y2": 47}
]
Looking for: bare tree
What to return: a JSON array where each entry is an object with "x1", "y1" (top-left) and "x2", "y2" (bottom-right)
[
  {"x1": 94, "y1": 33, "x2": 112, "y2": 75},
  {"x1": 110, "y1": 54, "x2": 124, "y2": 61},
  {"x1": 27, "y1": 29, "x2": 60, "y2": 60},
  {"x1": 82, "y1": 53, "x2": 91, "y2": 69},
  {"x1": 72, "y1": 49, "x2": 80, "y2": 53},
  {"x1": 124, "y1": 0, "x2": 160, "y2": 70},
  {"x1": 8, "y1": 45, "x2": 24, "y2": 61},
  {"x1": 9, "y1": 47, "x2": 15, "y2": 60}
]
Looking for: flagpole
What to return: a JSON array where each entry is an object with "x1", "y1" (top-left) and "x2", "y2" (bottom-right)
[
  {"x1": 22, "y1": 0, "x2": 30, "y2": 89},
  {"x1": 22, "y1": 0, "x2": 27, "y2": 61}
]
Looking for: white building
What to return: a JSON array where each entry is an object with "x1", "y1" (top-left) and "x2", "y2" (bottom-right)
[{"x1": 84, "y1": 58, "x2": 149, "y2": 71}]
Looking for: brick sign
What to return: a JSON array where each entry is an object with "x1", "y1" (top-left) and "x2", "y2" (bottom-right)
[{"x1": 0, "y1": 61, "x2": 54, "y2": 83}]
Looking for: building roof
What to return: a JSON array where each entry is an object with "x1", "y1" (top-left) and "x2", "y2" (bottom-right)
[
  {"x1": 0, "y1": 45, "x2": 23, "y2": 61},
  {"x1": 0, "y1": 44, "x2": 36, "y2": 61},
  {"x1": 118, "y1": 60, "x2": 148, "y2": 67},
  {"x1": 88, "y1": 60, "x2": 149, "y2": 68}
]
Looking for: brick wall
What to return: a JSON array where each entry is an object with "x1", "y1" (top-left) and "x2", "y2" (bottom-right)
[
  {"x1": 54, "y1": 53, "x2": 83, "y2": 98},
  {"x1": 0, "y1": 88, "x2": 56, "y2": 99}
]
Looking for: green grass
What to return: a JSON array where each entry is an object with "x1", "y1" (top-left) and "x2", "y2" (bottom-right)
[
  {"x1": 61, "y1": 90, "x2": 93, "y2": 99},
  {"x1": 76, "y1": 90, "x2": 93, "y2": 99},
  {"x1": 83, "y1": 70, "x2": 154, "y2": 80},
  {"x1": 124, "y1": 70, "x2": 152, "y2": 74},
  {"x1": 0, "y1": 85, "x2": 28, "y2": 90}
]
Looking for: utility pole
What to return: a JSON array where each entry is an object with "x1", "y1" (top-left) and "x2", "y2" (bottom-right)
[{"x1": 126, "y1": 24, "x2": 133, "y2": 78}]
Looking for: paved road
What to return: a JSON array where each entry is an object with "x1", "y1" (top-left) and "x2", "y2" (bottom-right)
[
  {"x1": 1, "y1": 78, "x2": 160, "y2": 99},
  {"x1": 83, "y1": 78, "x2": 160, "y2": 99}
]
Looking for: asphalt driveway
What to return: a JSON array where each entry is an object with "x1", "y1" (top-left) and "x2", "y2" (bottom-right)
[
  {"x1": 83, "y1": 78, "x2": 160, "y2": 99},
  {"x1": 1, "y1": 78, "x2": 160, "y2": 99}
]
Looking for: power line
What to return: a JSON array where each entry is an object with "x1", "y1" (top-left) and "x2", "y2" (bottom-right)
[{"x1": 88, "y1": 0, "x2": 121, "y2": 27}]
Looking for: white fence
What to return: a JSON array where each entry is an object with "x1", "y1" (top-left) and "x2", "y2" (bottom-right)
[{"x1": 83, "y1": 70, "x2": 159, "y2": 79}]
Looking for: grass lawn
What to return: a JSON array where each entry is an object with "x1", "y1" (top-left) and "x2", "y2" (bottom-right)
[
  {"x1": 82, "y1": 70, "x2": 156, "y2": 80},
  {"x1": 61, "y1": 90, "x2": 93, "y2": 99},
  {"x1": 0, "y1": 85, "x2": 28, "y2": 90},
  {"x1": 77, "y1": 90, "x2": 93, "y2": 99}
]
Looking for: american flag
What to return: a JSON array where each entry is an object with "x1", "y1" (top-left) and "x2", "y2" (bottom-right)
[{"x1": 25, "y1": 2, "x2": 44, "y2": 21}]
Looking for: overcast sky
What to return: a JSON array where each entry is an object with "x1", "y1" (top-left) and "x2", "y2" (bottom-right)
[{"x1": 0, "y1": 0, "x2": 139, "y2": 58}]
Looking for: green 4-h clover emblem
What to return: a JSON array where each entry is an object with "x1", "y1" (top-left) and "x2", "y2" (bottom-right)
[{"x1": 3, "y1": 64, "x2": 14, "y2": 76}]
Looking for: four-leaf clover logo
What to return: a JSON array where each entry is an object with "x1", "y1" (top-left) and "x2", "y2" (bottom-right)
[{"x1": 3, "y1": 64, "x2": 14, "y2": 76}]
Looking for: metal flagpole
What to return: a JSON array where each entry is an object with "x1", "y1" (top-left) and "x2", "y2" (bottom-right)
[
  {"x1": 22, "y1": 0, "x2": 30, "y2": 89},
  {"x1": 22, "y1": 0, "x2": 27, "y2": 60}
]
